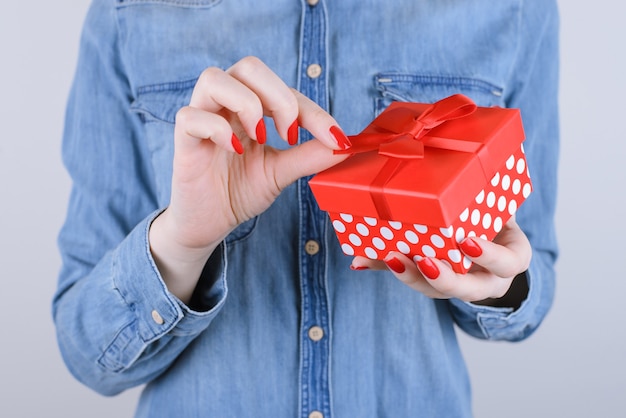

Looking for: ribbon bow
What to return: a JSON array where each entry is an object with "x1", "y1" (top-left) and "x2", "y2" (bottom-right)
[
  {"x1": 336, "y1": 93, "x2": 477, "y2": 158},
  {"x1": 336, "y1": 94, "x2": 478, "y2": 221}
]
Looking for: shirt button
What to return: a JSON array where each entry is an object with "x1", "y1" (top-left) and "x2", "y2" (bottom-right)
[
  {"x1": 306, "y1": 0, "x2": 320, "y2": 6},
  {"x1": 151, "y1": 310, "x2": 164, "y2": 325},
  {"x1": 305, "y1": 240, "x2": 320, "y2": 255},
  {"x1": 306, "y1": 63, "x2": 323, "y2": 79},
  {"x1": 308, "y1": 326, "x2": 324, "y2": 342},
  {"x1": 309, "y1": 411, "x2": 323, "y2": 418}
]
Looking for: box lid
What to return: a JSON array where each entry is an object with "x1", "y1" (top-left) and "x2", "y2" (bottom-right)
[{"x1": 309, "y1": 96, "x2": 525, "y2": 226}]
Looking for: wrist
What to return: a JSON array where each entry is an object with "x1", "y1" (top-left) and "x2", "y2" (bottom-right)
[
  {"x1": 148, "y1": 209, "x2": 227, "y2": 304},
  {"x1": 472, "y1": 272, "x2": 529, "y2": 310}
]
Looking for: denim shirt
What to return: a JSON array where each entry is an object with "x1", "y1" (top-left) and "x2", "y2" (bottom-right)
[{"x1": 53, "y1": 0, "x2": 559, "y2": 416}]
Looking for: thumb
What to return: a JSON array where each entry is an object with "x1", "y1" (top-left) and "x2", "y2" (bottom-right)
[{"x1": 272, "y1": 139, "x2": 350, "y2": 190}]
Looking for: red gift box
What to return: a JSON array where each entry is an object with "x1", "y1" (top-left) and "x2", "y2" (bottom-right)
[{"x1": 309, "y1": 94, "x2": 532, "y2": 273}]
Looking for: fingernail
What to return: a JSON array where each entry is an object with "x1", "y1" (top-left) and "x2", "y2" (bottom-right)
[
  {"x1": 256, "y1": 118, "x2": 266, "y2": 145},
  {"x1": 329, "y1": 125, "x2": 352, "y2": 150},
  {"x1": 350, "y1": 265, "x2": 369, "y2": 271},
  {"x1": 459, "y1": 238, "x2": 483, "y2": 258},
  {"x1": 287, "y1": 120, "x2": 299, "y2": 145},
  {"x1": 231, "y1": 133, "x2": 244, "y2": 155},
  {"x1": 385, "y1": 257, "x2": 405, "y2": 274},
  {"x1": 417, "y1": 258, "x2": 440, "y2": 280}
]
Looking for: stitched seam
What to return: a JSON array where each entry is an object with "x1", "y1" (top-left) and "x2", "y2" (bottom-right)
[
  {"x1": 136, "y1": 78, "x2": 198, "y2": 95},
  {"x1": 376, "y1": 73, "x2": 503, "y2": 96},
  {"x1": 117, "y1": 0, "x2": 222, "y2": 9}
]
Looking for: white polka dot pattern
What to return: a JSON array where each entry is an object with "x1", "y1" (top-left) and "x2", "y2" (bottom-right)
[{"x1": 327, "y1": 145, "x2": 532, "y2": 274}]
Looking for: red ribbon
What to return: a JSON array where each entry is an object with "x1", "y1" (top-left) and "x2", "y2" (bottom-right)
[
  {"x1": 336, "y1": 93, "x2": 478, "y2": 158},
  {"x1": 337, "y1": 94, "x2": 478, "y2": 220}
]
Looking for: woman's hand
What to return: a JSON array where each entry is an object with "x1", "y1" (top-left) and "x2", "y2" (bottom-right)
[
  {"x1": 350, "y1": 216, "x2": 532, "y2": 305},
  {"x1": 150, "y1": 56, "x2": 351, "y2": 302}
]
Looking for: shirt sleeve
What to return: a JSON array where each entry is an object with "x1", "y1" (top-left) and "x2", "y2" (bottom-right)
[
  {"x1": 52, "y1": 0, "x2": 227, "y2": 396},
  {"x1": 448, "y1": 0, "x2": 559, "y2": 341}
]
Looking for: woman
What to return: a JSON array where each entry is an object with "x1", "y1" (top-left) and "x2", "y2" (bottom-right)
[{"x1": 53, "y1": 0, "x2": 559, "y2": 416}]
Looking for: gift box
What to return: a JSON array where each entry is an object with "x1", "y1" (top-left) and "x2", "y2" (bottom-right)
[{"x1": 309, "y1": 94, "x2": 532, "y2": 273}]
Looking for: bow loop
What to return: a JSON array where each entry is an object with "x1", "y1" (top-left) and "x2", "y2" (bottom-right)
[
  {"x1": 336, "y1": 94, "x2": 477, "y2": 158},
  {"x1": 415, "y1": 94, "x2": 477, "y2": 132}
]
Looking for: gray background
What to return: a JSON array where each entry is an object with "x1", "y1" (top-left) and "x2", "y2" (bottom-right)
[{"x1": 1, "y1": 1, "x2": 623, "y2": 417}]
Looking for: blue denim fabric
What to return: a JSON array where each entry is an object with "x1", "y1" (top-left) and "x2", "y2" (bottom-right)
[{"x1": 53, "y1": 0, "x2": 559, "y2": 416}]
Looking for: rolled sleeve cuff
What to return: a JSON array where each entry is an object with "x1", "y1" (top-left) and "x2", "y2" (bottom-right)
[
  {"x1": 448, "y1": 259, "x2": 554, "y2": 341},
  {"x1": 112, "y1": 210, "x2": 227, "y2": 343}
]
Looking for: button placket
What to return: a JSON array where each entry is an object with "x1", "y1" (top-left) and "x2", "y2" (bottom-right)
[{"x1": 297, "y1": 0, "x2": 332, "y2": 417}]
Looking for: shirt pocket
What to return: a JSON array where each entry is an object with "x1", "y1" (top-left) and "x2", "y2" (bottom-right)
[
  {"x1": 374, "y1": 72, "x2": 506, "y2": 115},
  {"x1": 130, "y1": 80, "x2": 259, "y2": 244},
  {"x1": 117, "y1": 0, "x2": 222, "y2": 8}
]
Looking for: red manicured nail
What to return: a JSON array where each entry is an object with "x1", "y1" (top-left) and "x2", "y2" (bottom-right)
[
  {"x1": 417, "y1": 258, "x2": 440, "y2": 280},
  {"x1": 256, "y1": 118, "x2": 266, "y2": 145},
  {"x1": 287, "y1": 120, "x2": 299, "y2": 145},
  {"x1": 385, "y1": 257, "x2": 406, "y2": 274},
  {"x1": 350, "y1": 265, "x2": 369, "y2": 271},
  {"x1": 329, "y1": 125, "x2": 352, "y2": 150},
  {"x1": 459, "y1": 238, "x2": 483, "y2": 258},
  {"x1": 231, "y1": 133, "x2": 244, "y2": 155}
]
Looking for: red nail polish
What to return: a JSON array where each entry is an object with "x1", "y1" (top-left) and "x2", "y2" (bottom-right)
[
  {"x1": 329, "y1": 125, "x2": 352, "y2": 150},
  {"x1": 231, "y1": 133, "x2": 244, "y2": 155},
  {"x1": 256, "y1": 118, "x2": 266, "y2": 145},
  {"x1": 459, "y1": 238, "x2": 483, "y2": 258},
  {"x1": 287, "y1": 120, "x2": 299, "y2": 145},
  {"x1": 350, "y1": 265, "x2": 369, "y2": 271},
  {"x1": 385, "y1": 257, "x2": 406, "y2": 274},
  {"x1": 417, "y1": 258, "x2": 440, "y2": 280}
]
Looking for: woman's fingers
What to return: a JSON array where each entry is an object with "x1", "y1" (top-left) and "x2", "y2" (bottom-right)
[
  {"x1": 349, "y1": 217, "x2": 532, "y2": 303},
  {"x1": 228, "y1": 58, "x2": 351, "y2": 150},
  {"x1": 174, "y1": 106, "x2": 241, "y2": 155},
  {"x1": 349, "y1": 252, "x2": 447, "y2": 299},
  {"x1": 382, "y1": 253, "x2": 449, "y2": 299},
  {"x1": 480, "y1": 216, "x2": 532, "y2": 277},
  {"x1": 190, "y1": 57, "x2": 299, "y2": 145},
  {"x1": 290, "y1": 89, "x2": 351, "y2": 150},
  {"x1": 190, "y1": 65, "x2": 265, "y2": 144},
  {"x1": 188, "y1": 57, "x2": 350, "y2": 151},
  {"x1": 189, "y1": 56, "x2": 298, "y2": 145},
  {"x1": 375, "y1": 252, "x2": 512, "y2": 302},
  {"x1": 226, "y1": 57, "x2": 299, "y2": 144},
  {"x1": 414, "y1": 256, "x2": 513, "y2": 302},
  {"x1": 270, "y1": 138, "x2": 350, "y2": 192}
]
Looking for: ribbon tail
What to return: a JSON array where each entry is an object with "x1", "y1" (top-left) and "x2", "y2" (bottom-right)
[
  {"x1": 369, "y1": 158, "x2": 405, "y2": 220},
  {"x1": 334, "y1": 133, "x2": 402, "y2": 155}
]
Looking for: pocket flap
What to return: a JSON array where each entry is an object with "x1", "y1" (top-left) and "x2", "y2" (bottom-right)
[
  {"x1": 375, "y1": 73, "x2": 504, "y2": 108},
  {"x1": 130, "y1": 79, "x2": 197, "y2": 123}
]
